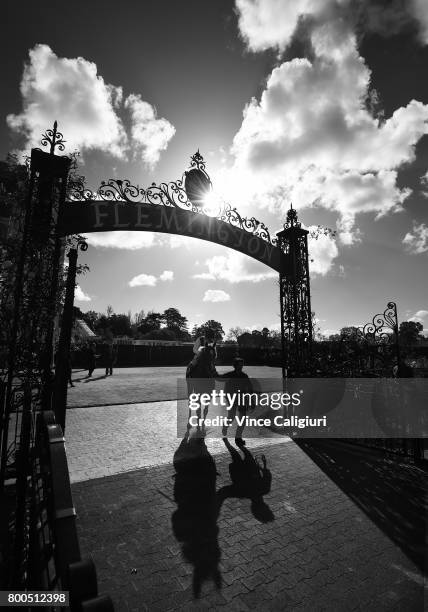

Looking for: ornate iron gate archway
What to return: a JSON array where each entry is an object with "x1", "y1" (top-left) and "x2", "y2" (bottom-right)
[
  {"x1": 0, "y1": 126, "x2": 313, "y2": 594},
  {"x1": 59, "y1": 149, "x2": 313, "y2": 381}
]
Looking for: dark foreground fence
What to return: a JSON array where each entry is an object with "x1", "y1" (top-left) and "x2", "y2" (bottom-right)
[
  {"x1": 344, "y1": 438, "x2": 426, "y2": 462},
  {"x1": 0, "y1": 385, "x2": 114, "y2": 610}
]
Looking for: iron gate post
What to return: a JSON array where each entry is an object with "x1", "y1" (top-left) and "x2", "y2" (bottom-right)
[
  {"x1": 277, "y1": 205, "x2": 312, "y2": 378},
  {"x1": 54, "y1": 241, "x2": 87, "y2": 432}
]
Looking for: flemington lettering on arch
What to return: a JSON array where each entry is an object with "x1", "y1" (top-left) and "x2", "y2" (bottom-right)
[{"x1": 58, "y1": 199, "x2": 285, "y2": 272}]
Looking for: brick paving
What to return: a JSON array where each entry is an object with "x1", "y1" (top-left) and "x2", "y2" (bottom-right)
[
  {"x1": 66, "y1": 371, "x2": 427, "y2": 611},
  {"x1": 66, "y1": 401, "x2": 285, "y2": 483},
  {"x1": 71, "y1": 433, "x2": 426, "y2": 611}
]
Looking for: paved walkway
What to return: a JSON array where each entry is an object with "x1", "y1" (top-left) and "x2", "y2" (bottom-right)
[
  {"x1": 67, "y1": 366, "x2": 282, "y2": 408},
  {"x1": 67, "y1": 399, "x2": 426, "y2": 611},
  {"x1": 66, "y1": 401, "x2": 284, "y2": 483}
]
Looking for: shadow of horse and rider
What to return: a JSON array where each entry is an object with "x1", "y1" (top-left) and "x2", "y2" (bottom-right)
[{"x1": 171, "y1": 341, "x2": 275, "y2": 597}]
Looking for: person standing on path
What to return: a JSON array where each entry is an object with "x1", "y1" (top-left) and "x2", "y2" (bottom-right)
[
  {"x1": 68, "y1": 349, "x2": 74, "y2": 387},
  {"x1": 220, "y1": 357, "x2": 253, "y2": 445},
  {"x1": 87, "y1": 342, "x2": 97, "y2": 377},
  {"x1": 104, "y1": 342, "x2": 117, "y2": 376}
]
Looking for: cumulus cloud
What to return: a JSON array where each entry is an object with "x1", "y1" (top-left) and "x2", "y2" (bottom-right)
[
  {"x1": 75, "y1": 285, "x2": 91, "y2": 302},
  {"x1": 203, "y1": 289, "x2": 231, "y2": 302},
  {"x1": 194, "y1": 250, "x2": 276, "y2": 283},
  {"x1": 308, "y1": 228, "x2": 338, "y2": 275},
  {"x1": 409, "y1": 309, "x2": 428, "y2": 323},
  {"x1": 125, "y1": 94, "x2": 176, "y2": 167},
  {"x1": 235, "y1": 0, "x2": 428, "y2": 53},
  {"x1": 230, "y1": 1, "x2": 428, "y2": 241},
  {"x1": 402, "y1": 222, "x2": 428, "y2": 254},
  {"x1": 83, "y1": 231, "x2": 158, "y2": 250},
  {"x1": 159, "y1": 270, "x2": 174, "y2": 281},
  {"x1": 129, "y1": 270, "x2": 174, "y2": 287},
  {"x1": 235, "y1": 0, "x2": 320, "y2": 52},
  {"x1": 411, "y1": 0, "x2": 428, "y2": 44},
  {"x1": 81, "y1": 231, "x2": 196, "y2": 251},
  {"x1": 129, "y1": 274, "x2": 157, "y2": 287},
  {"x1": 7, "y1": 44, "x2": 174, "y2": 164},
  {"x1": 193, "y1": 237, "x2": 338, "y2": 280}
]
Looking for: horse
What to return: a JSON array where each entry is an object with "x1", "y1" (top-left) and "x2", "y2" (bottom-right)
[{"x1": 186, "y1": 343, "x2": 218, "y2": 424}]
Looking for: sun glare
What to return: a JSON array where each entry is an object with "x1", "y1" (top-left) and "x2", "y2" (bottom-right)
[{"x1": 201, "y1": 189, "x2": 224, "y2": 217}]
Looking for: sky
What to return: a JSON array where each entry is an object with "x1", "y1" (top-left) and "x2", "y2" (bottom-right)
[{"x1": 2, "y1": 0, "x2": 428, "y2": 336}]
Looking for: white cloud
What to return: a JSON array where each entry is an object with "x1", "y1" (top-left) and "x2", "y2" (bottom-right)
[
  {"x1": 203, "y1": 289, "x2": 231, "y2": 302},
  {"x1": 7, "y1": 44, "x2": 174, "y2": 165},
  {"x1": 82, "y1": 232, "x2": 198, "y2": 251},
  {"x1": 230, "y1": 2, "x2": 428, "y2": 238},
  {"x1": 308, "y1": 228, "x2": 338, "y2": 275},
  {"x1": 235, "y1": 0, "x2": 323, "y2": 53},
  {"x1": 194, "y1": 251, "x2": 276, "y2": 283},
  {"x1": 168, "y1": 235, "x2": 189, "y2": 248},
  {"x1": 193, "y1": 233, "x2": 338, "y2": 279},
  {"x1": 321, "y1": 328, "x2": 340, "y2": 338},
  {"x1": 409, "y1": 309, "x2": 428, "y2": 323},
  {"x1": 235, "y1": 0, "x2": 428, "y2": 52},
  {"x1": 159, "y1": 270, "x2": 174, "y2": 281},
  {"x1": 83, "y1": 231, "x2": 158, "y2": 250},
  {"x1": 129, "y1": 269, "x2": 174, "y2": 287},
  {"x1": 7, "y1": 44, "x2": 126, "y2": 156},
  {"x1": 402, "y1": 223, "x2": 428, "y2": 254},
  {"x1": 125, "y1": 94, "x2": 175, "y2": 167},
  {"x1": 75, "y1": 285, "x2": 91, "y2": 302},
  {"x1": 129, "y1": 274, "x2": 157, "y2": 287},
  {"x1": 411, "y1": 0, "x2": 428, "y2": 44}
]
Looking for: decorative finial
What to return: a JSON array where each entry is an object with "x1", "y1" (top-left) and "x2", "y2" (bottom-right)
[
  {"x1": 285, "y1": 203, "x2": 300, "y2": 229},
  {"x1": 40, "y1": 120, "x2": 66, "y2": 155},
  {"x1": 190, "y1": 150, "x2": 205, "y2": 171}
]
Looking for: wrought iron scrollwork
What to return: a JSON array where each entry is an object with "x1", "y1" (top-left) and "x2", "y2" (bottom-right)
[
  {"x1": 145, "y1": 179, "x2": 197, "y2": 211},
  {"x1": 284, "y1": 203, "x2": 300, "y2": 229},
  {"x1": 40, "y1": 120, "x2": 66, "y2": 155},
  {"x1": 67, "y1": 150, "x2": 281, "y2": 247},
  {"x1": 220, "y1": 204, "x2": 278, "y2": 245},
  {"x1": 360, "y1": 301, "x2": 398, "y2": 344},
  {"x1": 190, "y1": 149, "x2": 206, "y2": 171}
]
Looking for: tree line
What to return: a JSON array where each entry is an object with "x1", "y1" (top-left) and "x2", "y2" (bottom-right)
[
  {"x1": 73, "y1": 305, "x2": 226, "y2": 343},
  {"x1": 72, "y1": 305, "x2": 288, "y2": 347},
  {"x1": 73, "y1": 303, "x2": 425, "y2": 349}
]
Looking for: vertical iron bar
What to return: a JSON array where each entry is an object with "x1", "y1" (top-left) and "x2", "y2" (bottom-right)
[
  {"x1": 10, "y1": 385, "x2": 32, "y2": 587},
  {"x1": 54, "y1": 247, "x2": 78, "y2": 432},
  {"x1": 279, "y1": 265, "x2": 286, "y2": 379},
  {"x1": 304, "y1": 233, "x2": 313, "y2": 360},
  {"x1": 394, "y1": 302, "x2": 400, "y2": 370}
]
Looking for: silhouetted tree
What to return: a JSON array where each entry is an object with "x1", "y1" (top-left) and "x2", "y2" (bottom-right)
[
  {"x1": 137, "y1": 311, "x2": 164, "y2": 335},
  {"x1": 163, "y1": 307, "x2": 190, "y2": 339},
  {"x1": 143, "y1": 328, "x2": 176, "y2": 340},
  {"x1": 399, "y1": 321, "x2": 423, "y2": 346},
  {"x1": 227, "y1": 326, "x2": 247, "y2": 342},
  {"x1": 81, "y1": 310, "x2": 99, "y2": 330},
  {"x1": 192, "y1": 320, "x2": 224, "y2": 342},
  {"x1": 237, "y1": 332, "x2": 253, "y2": 347}
]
